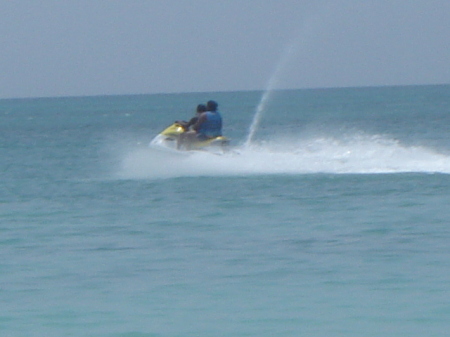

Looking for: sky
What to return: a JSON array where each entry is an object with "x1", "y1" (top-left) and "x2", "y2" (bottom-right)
[{"x1": 1, "y1": 0, "x2": 449, "y2": 99}]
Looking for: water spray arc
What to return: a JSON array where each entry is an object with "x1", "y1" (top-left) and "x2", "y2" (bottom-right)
[
  {"x1": 243, "y1": 12, "x2": 324, "y2": 148},
  {"x1": 244, "y1": 42, "x2": 297, "y2": 148}
]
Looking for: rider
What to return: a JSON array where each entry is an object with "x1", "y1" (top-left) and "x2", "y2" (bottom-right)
[
  {"x1": 178, "y1": 100, "x2": 223, "y2": 149},
  {"x1": 176, "y1": 104, "x2": 206, "y2": 130},
  {"x1": 193, "y1": 100, "x2": 222, "y2": 140}
]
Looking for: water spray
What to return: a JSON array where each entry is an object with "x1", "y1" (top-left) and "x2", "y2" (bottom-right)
[
  {"x1": 244, "y1": 12, "x2": 325, "y2": 148},
  {"x1": 244, "y1": 42, "x2": 296, "y2": 148}
]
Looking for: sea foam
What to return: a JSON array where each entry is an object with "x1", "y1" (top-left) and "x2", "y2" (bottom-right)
[{"x1": 117, "y1": 134, "x2": 450, "y2": 180}]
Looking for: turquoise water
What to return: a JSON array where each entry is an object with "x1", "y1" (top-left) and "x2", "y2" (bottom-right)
[{"x1": 1, "y1": 85, "x2": 450, "y2": 336}]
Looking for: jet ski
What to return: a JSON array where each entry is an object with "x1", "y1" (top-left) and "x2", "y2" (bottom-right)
[{"x1": 150, "y1": 122, "x2": 230, "y2": 155}]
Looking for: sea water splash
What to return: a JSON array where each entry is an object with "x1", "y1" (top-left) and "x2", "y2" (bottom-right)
[
  {"x1": 244, "y1": 42, "x2": 298, "y2": 148},
  {"x1": 244, "y1": 11, "x2": 326, "y2": 147},
  {"x1": 118, "y1": 134, "x2": 450, "y2": 180}
]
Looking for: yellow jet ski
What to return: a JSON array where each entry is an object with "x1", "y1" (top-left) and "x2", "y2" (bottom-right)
[{"x1": 150, "y1": 122, "x2": 230, "y2": 155}]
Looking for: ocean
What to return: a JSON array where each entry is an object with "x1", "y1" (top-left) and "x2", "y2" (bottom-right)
[{"x1": 1, "y1": 84, "x2": 450, "y2": 336}]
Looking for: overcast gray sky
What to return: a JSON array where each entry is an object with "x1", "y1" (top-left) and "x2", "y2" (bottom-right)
[{"x1": 1, "y1": 0, "x2": 449, "y2": 99}]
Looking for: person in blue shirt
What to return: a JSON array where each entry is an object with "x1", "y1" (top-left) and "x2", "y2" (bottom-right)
[
  {"x1": 178, "y1": 100, "x2": 223, "y2": 149},
  {"x1": 193, "y1": 100, "x2": 222, "y2": 139}
]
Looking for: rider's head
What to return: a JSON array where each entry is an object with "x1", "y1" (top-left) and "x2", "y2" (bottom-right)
[
  {"x1": 196, "y1": 104, "x2": 207, "y2": 113},
  {"x1": 206, "y1": 100, "x2": 218, "y2": 112}
]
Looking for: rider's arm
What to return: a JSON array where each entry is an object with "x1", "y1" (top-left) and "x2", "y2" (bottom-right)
[
  {"x1": 193, "y1": 113, "x2": 207, "y2": 132},
  {"x1": 186, "y1": 116, "x2": 198, "y2": 129}
]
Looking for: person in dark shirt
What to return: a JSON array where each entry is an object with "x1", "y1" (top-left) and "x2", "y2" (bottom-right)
[{"x1": 176, "y1": 104, "x2": 207, "y2": 130}]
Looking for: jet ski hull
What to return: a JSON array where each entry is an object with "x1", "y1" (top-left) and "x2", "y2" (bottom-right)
[{"x1": 150, "y1": 123, "x2": 229, "y2": 155}]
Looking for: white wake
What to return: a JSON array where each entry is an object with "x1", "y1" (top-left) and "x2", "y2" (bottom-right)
[{"x1": 116, "y1": 134, "x2": 450, "y2": 180}]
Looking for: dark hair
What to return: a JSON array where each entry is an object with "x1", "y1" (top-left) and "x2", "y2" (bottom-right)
[
  {"x1": 196, "y1": 104, "x2": 207, "y2": 113},
  {"x1": 206, "y1": 100, "x2": 218, "y2": 112}
]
